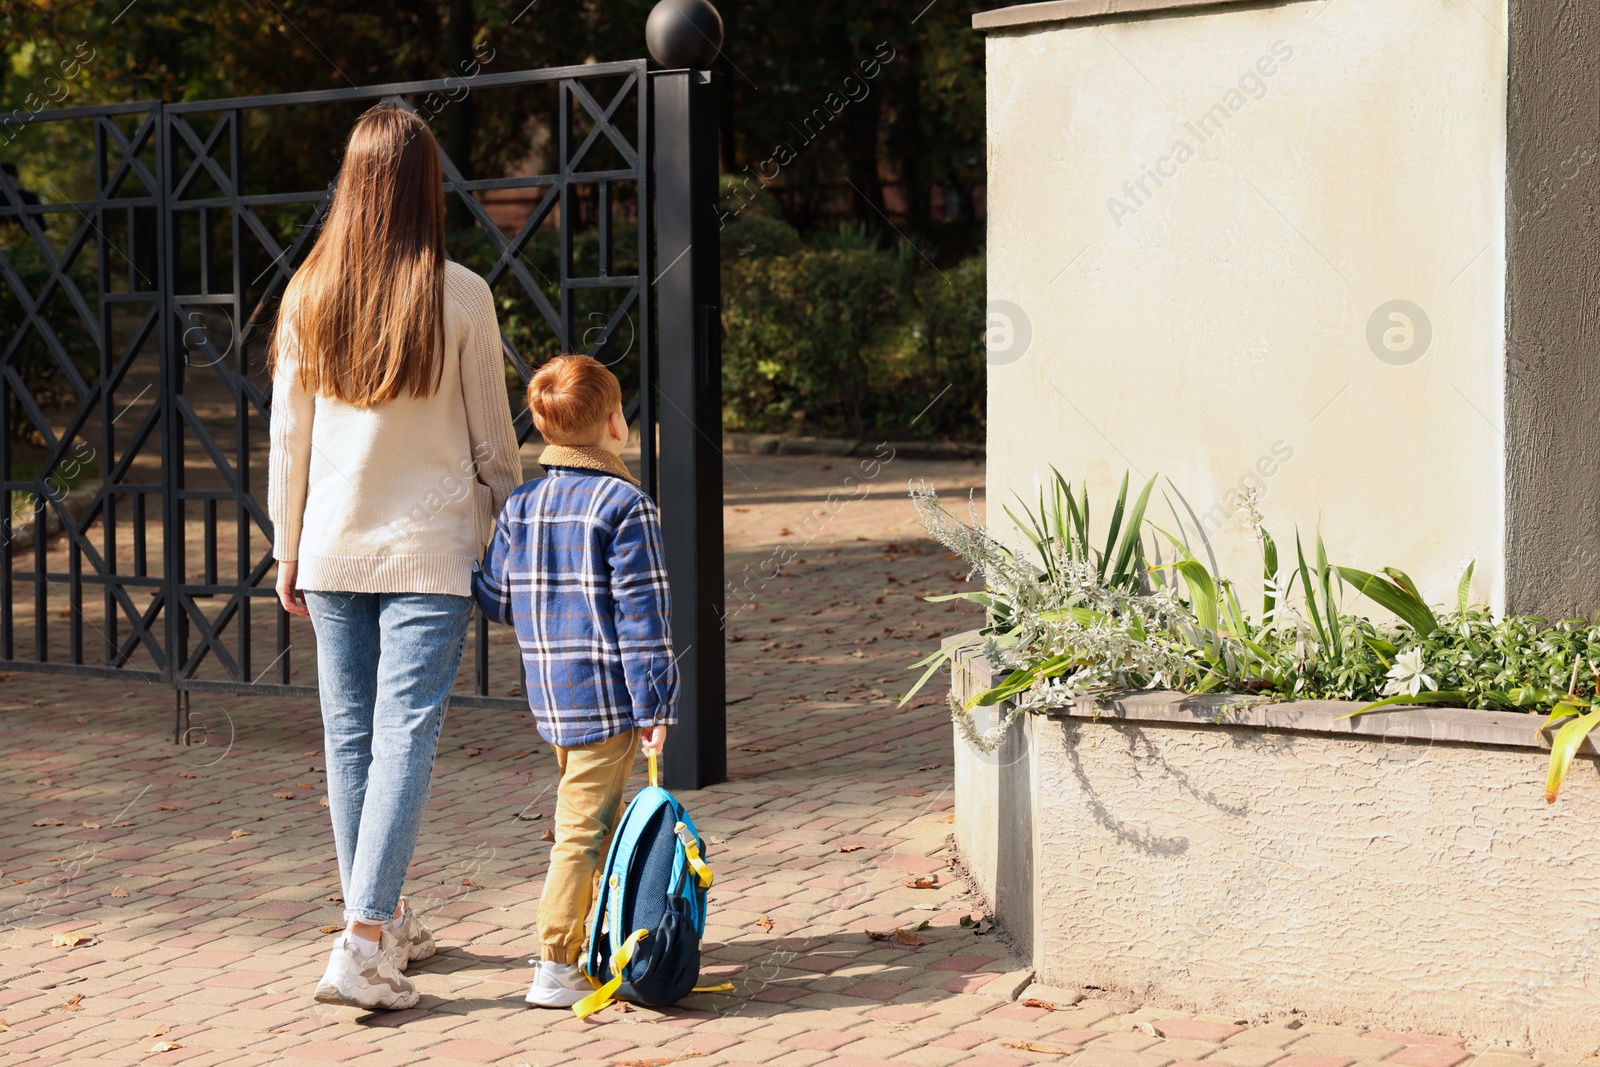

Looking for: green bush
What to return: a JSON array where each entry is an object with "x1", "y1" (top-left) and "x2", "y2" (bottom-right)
[
  {"x1": 897, "y1": 255, "x2": 986, "y2": 439},
  {"x1": 720, "y1": 215, "x2": 802, "y2": 262},
  {"x1": 722, "y1": 247, "x2": 899, "y2": 439},
  {"x1": 721, "y1": 244, "x2": 985, "y2": 441},
  {"x1": 443, "y1": 197, "x2": 988, "y2": 442}
]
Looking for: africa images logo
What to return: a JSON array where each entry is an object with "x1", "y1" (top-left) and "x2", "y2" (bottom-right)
[{"x1": 1107, "y1": 41, "x2": 1295, "y2": 228}]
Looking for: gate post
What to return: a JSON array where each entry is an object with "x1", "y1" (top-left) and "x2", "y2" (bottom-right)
[{"x1": 652, "y1": 52, "x2": 726, "y2": 789}]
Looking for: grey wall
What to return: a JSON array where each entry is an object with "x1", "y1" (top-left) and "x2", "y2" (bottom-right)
[{"x1": 1505, "y1": 0, "x2": 1600, "y2": 617}]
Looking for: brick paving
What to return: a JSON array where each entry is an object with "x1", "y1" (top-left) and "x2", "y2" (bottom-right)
[{"x1": 0, "y1": 452, "x2": 1576, "y2": 1066}]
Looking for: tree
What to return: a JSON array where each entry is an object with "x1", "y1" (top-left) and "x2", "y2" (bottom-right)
[{"x1": 5, "y1": 0, "x2": 1006, "y2": 251}]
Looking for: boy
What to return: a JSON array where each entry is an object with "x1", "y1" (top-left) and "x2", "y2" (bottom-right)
[{"x1": 474, "y1": 354, "x2": 678, "y2": 1009}]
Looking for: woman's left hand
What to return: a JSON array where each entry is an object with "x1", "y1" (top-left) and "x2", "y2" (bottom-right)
[{"x1": 276, "y1": 559, "x2": 310, "y2": 617}]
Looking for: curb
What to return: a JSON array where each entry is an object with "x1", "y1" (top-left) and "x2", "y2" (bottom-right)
[{"x1": 722, "y1": 432, "x2": 984, "y2": 461}]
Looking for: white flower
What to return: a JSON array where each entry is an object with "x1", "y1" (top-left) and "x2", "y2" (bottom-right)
[{"x1": 1381, "y1": 648, "x2": 1437, "y2": 697}]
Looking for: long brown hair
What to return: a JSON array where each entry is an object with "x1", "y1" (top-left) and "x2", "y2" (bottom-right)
[{"x1": 272, "y1": 103, "x2": 446, "y2": 406}]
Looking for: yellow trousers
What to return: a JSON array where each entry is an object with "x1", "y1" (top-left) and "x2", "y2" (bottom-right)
[{"x1": 537, "y1": 727, "x2": 639, "y2": 964}]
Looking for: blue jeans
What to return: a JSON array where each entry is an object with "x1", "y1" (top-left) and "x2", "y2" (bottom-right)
[{"x1": 306, "y1": 591, "x2": 473, "y2": 925}]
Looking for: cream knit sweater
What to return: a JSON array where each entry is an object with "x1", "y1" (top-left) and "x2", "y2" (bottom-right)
[{"x1": 268, "y1": 260, "x2": 523, "y2": 597}]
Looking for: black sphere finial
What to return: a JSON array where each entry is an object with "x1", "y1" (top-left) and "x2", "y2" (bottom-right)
[{"x1": 646, "y1": 0, "x2": 724, "y2": 70}]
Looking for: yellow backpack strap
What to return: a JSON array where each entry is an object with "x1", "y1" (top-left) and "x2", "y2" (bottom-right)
[
  {"x1": 674, "y1": 821, "x2": 714, "y2": 889},
  {"x1": 571, "y1": 927, "x2": 649, "y2": 1020}
]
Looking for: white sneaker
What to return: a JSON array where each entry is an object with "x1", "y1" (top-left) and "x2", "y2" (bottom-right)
[
  {"x1": 314, "y1": 931, "x2": 420, "y2": 1010},
  {"x1": 525, "y1": 960, "x2": 592, "y2": 1008},
  {"x1": 385, "y1": 897, "x2": 435, "y2": 970}
]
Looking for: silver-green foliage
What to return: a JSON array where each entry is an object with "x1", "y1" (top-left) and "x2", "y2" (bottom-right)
[{"x1": 907, "y1": 470, "x2": 1600, "y2": 798}]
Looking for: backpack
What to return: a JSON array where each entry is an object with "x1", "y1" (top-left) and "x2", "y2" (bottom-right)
[{"x1": 574, "y1": 753, "x2": 716, "y2": 1018}]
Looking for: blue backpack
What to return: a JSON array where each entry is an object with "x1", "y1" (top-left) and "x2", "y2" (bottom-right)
[{"x1": 574, "y1": 753, "x2": 716, "y2": 1018}]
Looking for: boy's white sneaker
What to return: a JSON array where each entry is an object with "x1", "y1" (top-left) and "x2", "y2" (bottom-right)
[
  {"x1": 525, "y1": 960, "x2": 592, "y2": 1008},
  {"x1": 314, "y1": 931, "x2": 420, "y2": 1010},
  {"x1": 385, "y1": 897, "x2": 435, "y2": 969}
]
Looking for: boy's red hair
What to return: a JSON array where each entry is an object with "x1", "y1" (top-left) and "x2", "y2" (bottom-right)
[{"x1": 528, "y1": 354, "x2": 623, "y2": 445}]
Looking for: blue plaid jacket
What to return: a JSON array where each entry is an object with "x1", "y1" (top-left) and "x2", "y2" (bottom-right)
[{"x1": 473, "y1": 461, "x2": 679, "y2": 748}]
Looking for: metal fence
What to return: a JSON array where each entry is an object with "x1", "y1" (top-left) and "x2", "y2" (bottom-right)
[{"x1": 1, "y1": 62, "x2": 724, "y2": 768}]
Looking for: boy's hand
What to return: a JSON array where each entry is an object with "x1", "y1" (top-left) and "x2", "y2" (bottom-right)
[{"x1": 640, "y1": 725, "x2": 667, "y2": 756}]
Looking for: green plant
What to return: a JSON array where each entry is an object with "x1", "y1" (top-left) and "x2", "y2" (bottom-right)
[
  {"x1": 898, "y1": 255, "x2": 987, "y2": 440},
  {"x1": 908, "y1": 469, "x2": 1600, "y2": 803},
  {"x1": 721, "y1": 246, "x2": 901, "y2": 439},
  {"x1": 720, "y1": 245, "x2": 985, "y2": 442}
]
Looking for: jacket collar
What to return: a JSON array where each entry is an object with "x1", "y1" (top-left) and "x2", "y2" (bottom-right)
[{"x1": 537, "y1": 444, "x2": 641, "y2": 487}]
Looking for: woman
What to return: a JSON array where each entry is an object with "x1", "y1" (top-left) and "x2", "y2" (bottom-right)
[{"x1": 268, "y1": 103, "x2": 522, "y2": 1011}]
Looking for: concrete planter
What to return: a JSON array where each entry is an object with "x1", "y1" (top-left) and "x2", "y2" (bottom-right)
[{"x1": 950, "y1": 636, "x2": 1600, "y2": 1053}]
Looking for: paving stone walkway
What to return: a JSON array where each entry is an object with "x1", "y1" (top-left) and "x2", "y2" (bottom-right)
[{"x1": 0, "y1": 453, "x2": 1576, "y2": 1067}]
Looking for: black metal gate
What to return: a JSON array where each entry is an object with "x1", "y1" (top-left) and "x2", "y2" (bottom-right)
[{"x1": 2, "y1": 63, "x2": 725, "y2": 783}]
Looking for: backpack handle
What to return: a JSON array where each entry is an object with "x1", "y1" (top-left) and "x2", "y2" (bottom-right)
[{"x1": 648, "y1": 750, "x2": 659, "y2": 787}]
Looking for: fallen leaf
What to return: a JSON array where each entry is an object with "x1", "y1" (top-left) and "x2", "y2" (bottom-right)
[
  {"x1": 178, "y1": 772, "x2": 199, "y2": 779},
  {"x1": 1022, "y1": 998, "x2": 1061, "y2": 1012},
  {"x1": 959, "y1": 915, "x2": 993, "y2": 934},
  {"x1": 46, "y1": 856, "x2": 64, "y2": 862},
  {"x1": 892, "y1": 928, "x2": 930, "y2": 947},
  {"x1": 0, "y1": 1019, "x2": 8, "y2": 1031},
  {"x1": 866, "y1": 930, "x2": 888, "y2": 941},
  {"x1": 81, "y1": 821, "x2": 102, "y2": 830},
  {"x1": 52, "y1": 932, "x2": 91, "y2": 948},
  {"x1": 279, "y1": 822, "x2": 290, "y2": 829},
  {"x1": 461, "y1": 878, "x2": 483, "y2": 890},
  {"x1": 111, "y1": 886, "x2": 128, "y2": 899},
  {"x1": 147, "y1": 1040, "x2": 182, "y2": 1053},
  {"x1": 230, "y1": 829, "x2": 251, "y2": 839},
  {"x1": 295, "y1": 783, "x2": 313, "y2": 790},
  {"x1": 917, "y1": 763, "x2": 941, "y2": 771},
  {"x1": 837, "y1": 844, "x2": 863, "y2": 853},
  {"x1": 465, "y1": 747, "x2": 482, "y2": 757},
  {"x1": 318, "y1": 797, "x2": 329, "y2": 808},
  {"x1": 782, "y1": 695, "x2": 806, "y2": 704},
  {"x1": 32, "y1": 818, "x2": 66, "y2": 827},
  {"x1": 939, "y1": 813, "x2": 955, "y2": 824},
  {"x1": 13, "y1": 879, "x2": 28, "y2": 884},
  {"x1": 540, "y1": 829, "x2": 556, "y2": 842},
  {"x1": 610, "y1": 1053, "x2": 700, "y2": 1067},
  {"x1": 902, "y1": 875, "x2": 939, "y2": 889},
  {"x1": 511, "y1": 750, "x2": 535, "y2": 760},
  {"x1": 612, "y1": 1001, "x2": 634, "y2": 1013},
  {"x1": 60, "y1": 993, "x2": 86, "y2": 1012},
  {"x1": 325, "y1": 894, "x2": 344, "y2": 903},
  {"x1": 320, "y1": 925, "x2": 342, "y2": 934},
  {"x1": 1002, "y1": 1041, "x2": 1069, "y2": 1055},
  {"x1": 110, "y1": 820, "x2": 134, "y2": 828},
  {"x1": 734, "y1": 744, "x2": 772, "y2": 752},
  {"x1": 514, "y1": 811, "x2": 542, "y2": 821},
  {"x1": 272, "y1": 792, "x2": 295, "y2": 799},
  {"x1": 156, "y1": 805, "x2": 178, "y2": 812},
  {"x1": 1136, "y1": 1021, "x2": 1159, "y2": 1037},
  {"x1": 146, "y1": 1025, "x2": 169, "y2": 1038},
  {"x1": 754, "y1": 916, "x2": 774, "y2": 932}
]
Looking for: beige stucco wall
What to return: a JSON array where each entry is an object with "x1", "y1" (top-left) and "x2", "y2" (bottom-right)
[
  {"x1": 1027, "y1": 713, "x2": 1600, "y2": 1052},
  {"x1": 950, "y1": 649, "x2": 1600, "y2": 1051},
  {"x1": 985, "y1": 0, "x2": 1509, "y2": 611}
]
